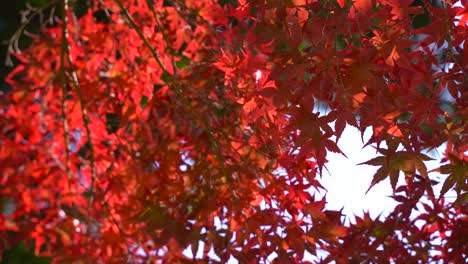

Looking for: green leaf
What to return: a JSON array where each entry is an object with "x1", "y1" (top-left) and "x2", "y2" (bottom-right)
[
  {"x1": 304, "y1": 72, "x2": 314, "y2": 82},
  {"x1": 218, "y1": 0, "x2": 238, "y2": 7},
  {"x1": 138, "y1": 205, "x2": 168, "y2": 227},
  {"x1": 412, "y1": 12, "x2": 431, "y2": 29},
  {"x1": 350, "y1": 33, "x2": 362, "y2": 47},
  {"x1": 153, "y1": 84, "x2": 164, "y2": 93},
  {"x1": 397, "y1": 112, "x2": 412, "y2": 122},
  {"x1": 27, "y1": 0, "x2": 49, "y2": 7},
  {"x1": 250, "y1": 6, "x2": 258, "y2": 16},
  {"x1": 146, "y1": 0, "x2": 154, "y2": 7},
  {"x1": 135, "y1": 57, "x2": 144, "y2": 65},
  {"x1": 277, "y1": 40, "x2": 292, "y2": 53},
  {"x1": 335, "y1": 34, "x2": 347, "y2": 51},
  {"x1": 78, "y1": 142, "x2": 91, "y2": 159},
  {"x1": 2, "y1": 241, "x2": 51, "y2": 264},
  {"x1": 420, "y1": 124, "x2": 433, "y2": 135},
  {"x1": 162, "y1": 0, "x2": 174, "y2": 6},
  {"x1": 161, "y1": 72, "x2": 172, "y2": 83},
  {"x1": 175, "y1": 56, "x2": 190, "y2": 70},
  {"x1": 298, "y1": 40, "x2": 311, "y2": 55},
  {"x1": 390, "y1": 152, "x2": 413, "y2": 171},
  {"x1": 216, "y1": 107, "x2": 226, "y2": 119},
  {"x1": 140, "y1": 96, "x2": 148, "y2": 109},
  {"x1": 178, "y1": 42, "x2": 188, "y2": 54},
  {"x1": 72, "y1": 0, "x2": 91, "y2": 18},
  {"x1": 416, "y1": 84, "x2": 432, "y2": 97},
  {"x1": 373, "y1": 223, "x2": 392, "y2": 238},
  {"x1": 106, "y1": 113, "x2": 120, "y2": 134}
]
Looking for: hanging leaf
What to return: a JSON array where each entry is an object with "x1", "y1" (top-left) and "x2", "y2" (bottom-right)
[
  {"x1": 366, "y1": 166, "x2": 390, "y2": 194},
  {"x1": 1, "y1": 0, "x2": 466, "y2": 262},
  {"x1": 106, "y1": 113, "x2": 120, "y2": 134},
  {"x1": 175, "y1": 56, "x2": 190, "y2": 70},
  {"x1": 140, "y1": 95, "x2": 148, "y2": 108},
  {"x1": 335, "y1": 34, "x2": 347, "y2": 51}
]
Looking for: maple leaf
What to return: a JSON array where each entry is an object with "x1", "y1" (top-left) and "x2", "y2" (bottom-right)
[
  {"x1": 1, "y1": 0, "x2": 466, "y2": 262},
  {"x1": 359, "y1": 151, "x2": 433, "y2": 192}
]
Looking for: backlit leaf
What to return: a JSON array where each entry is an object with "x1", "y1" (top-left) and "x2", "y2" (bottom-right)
[{"x1": 366, "y1": 166, "x2": 389, "y2": 194}]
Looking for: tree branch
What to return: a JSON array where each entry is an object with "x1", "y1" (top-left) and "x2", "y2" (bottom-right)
[{"x1": 62, "y1": 0, "x2": 97, "y2": 260}]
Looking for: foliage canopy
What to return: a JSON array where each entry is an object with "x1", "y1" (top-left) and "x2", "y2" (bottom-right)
[{"x1": 1, "y1": 0, "x2": 467, "y2": 262}]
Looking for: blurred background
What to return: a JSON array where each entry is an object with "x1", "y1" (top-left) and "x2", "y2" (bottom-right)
[{"x1": 0, "y1": 0, "x2": 27, "y2": 82}]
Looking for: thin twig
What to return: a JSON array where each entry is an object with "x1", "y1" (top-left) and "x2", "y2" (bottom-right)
[
  {"x1": 173, "y1": 0, "x2": 218, "y2": 35},
  {"x1": 62, "y1": 0, "x2": 97, "y2": 260},
  {"x1": 116, "y1": 1, "x2": 243, "y2": 255},
  {"x1": 114, "y1": 0, "x2": 169, "y2": 75},
  {"x1": 60, "y1": 0, "x2": 72, "y2": 182},
  {"x1": 66, "y1": 65, "x2": 97, "y2": 260},
  {"x1": 146, "y1": 0, "x2": 179, "y2": 76},
  {"x1": 5, "y1": 1, "x2": 58, "y2": 66}
]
